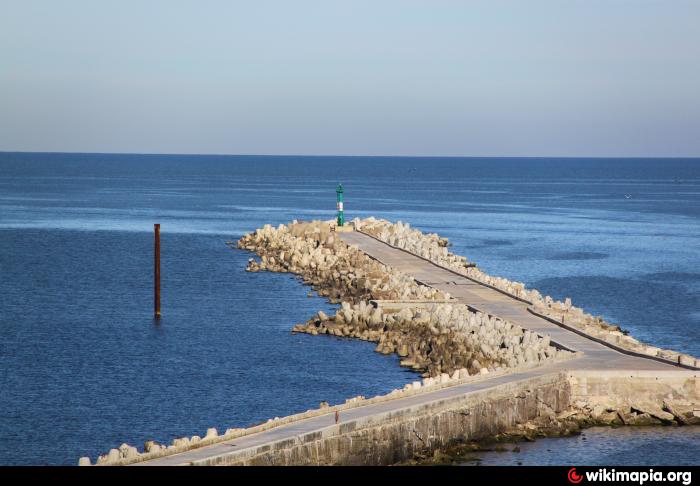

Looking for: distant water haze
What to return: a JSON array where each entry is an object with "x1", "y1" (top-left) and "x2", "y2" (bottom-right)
[{"x1": 0, "y1": 153, "x2": 698, "y2": 464}]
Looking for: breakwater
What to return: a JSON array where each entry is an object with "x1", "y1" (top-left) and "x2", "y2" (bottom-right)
[
  {"x1": 240, "y1": 220, "x2": 571, "y2": 378},
  {"x1": 81, "y1": 218, "x2": 700, "y2": 466},
  {"x1": 97, "y1": 369, "x2": 700, "y2": 466},
  {"x1": 355, "y1": 217, "x2": 700, "y2": 369},
  {"x1": 196, "y1": 370, "x2": 700, "y2": 466}
]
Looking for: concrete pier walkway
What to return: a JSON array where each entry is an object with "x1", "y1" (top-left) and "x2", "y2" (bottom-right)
[
  {"x1": 134, "y1": 231, "x2": 692, "y2": 466},
  {"x1": 340, "y1": 232, "x2": 674, "y2": 372}
]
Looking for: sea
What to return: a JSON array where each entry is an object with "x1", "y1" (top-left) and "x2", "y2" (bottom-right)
[{"x1": 0, "y1": 153, "x2": 698, "y2": 465}]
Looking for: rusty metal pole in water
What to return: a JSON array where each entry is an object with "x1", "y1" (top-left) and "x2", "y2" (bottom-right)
[{"x1": 154, "y1": 223, "x2": 161, "y2": 319}]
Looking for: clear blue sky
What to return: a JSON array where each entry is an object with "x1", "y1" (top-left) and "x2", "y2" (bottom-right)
[{"x1": 1, "y1": 0, "x2": 699, "y2": 157}]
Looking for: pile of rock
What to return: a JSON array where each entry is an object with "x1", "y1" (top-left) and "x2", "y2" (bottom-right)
[
  {"x1": 239, "y1": 219, "x2": 569, "y2": 377},
  {"x1": 293, "y1": 302, "x2": 570, "y2": 377},
  {"x1": 92, "y1": 443, "x2": 139, "y2": 465},
  {"x1": 85, "y1": 427, "x2": 233, "y2": 466},
  {"x1": 357, "y1": 217, "x2": 471, "y2": 269},
  {"x1": 355, "y1": 217, "x2": 542, "y2": 302},
  {"x1": 456, "y1": 396, "x2": 700, "y2": 456},
  {"x1": 353, "y1": 217, "x2": 699, "y2": 369},
  {"x1": 238, "y1": 220, "x2": 447, "y2": 303},
  {"x1": 583, "y1": 400, "x2": 700, "y2": 426}
]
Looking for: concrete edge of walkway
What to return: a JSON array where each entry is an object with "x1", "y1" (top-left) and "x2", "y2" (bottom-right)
[
  {"x1": 529, "y1": 307, "x2": 700, "y2": 371},
  {"x1": 355, "y1": 229, "x2": 533, "y2": 304},
  {"x1": 115, "y1": 356, "x2": 578, "y2": 466},
  {"x1": 348, "y1": 231, "x2": 699, "y2": 372},
  {"x1": 142, "y1": 366, "x2": 700, "y2": 466},
  {"x1": 346, "y1": 233, "x2": 580, "y2": 356},
  {"x1": 143, "y1": 369, "x2": 572, "y2": 466},
  {"x1": 567, "y1": 368, "x2": 699, "y2": 379},
  {"x1": 116, "y1": 229, "x2": 693, "y2": 466}
]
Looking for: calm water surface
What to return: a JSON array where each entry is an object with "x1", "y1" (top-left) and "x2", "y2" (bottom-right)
[
  {"x1": 0, "y1": 153, "x2": 698, "y2": 464},
  {"x1": 462, "y1": 427, "x2": 700, "y2": 466}
]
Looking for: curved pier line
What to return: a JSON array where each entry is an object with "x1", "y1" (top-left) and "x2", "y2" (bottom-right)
[
  {"x1": 339, "y1": 231, "x2": 688, "y2": 371},
  {"x1": 355, "y1": 228, "x2": 533, "y2": 304},
  {"x1": 135, "y1": 365, "x2": 568, "y2": 466},
  {"x1": 356, "y1": 236, "x2": 578, "y2": 355},
  {"x1": 529, "y1": 307, "x2": 700, "y2": 371},
  {"x1": 349, "y1": 230, "x2": 698, "y2": 371},
  {"x1": 131, "y1": 231, "x2": 693, "y2": 466}
]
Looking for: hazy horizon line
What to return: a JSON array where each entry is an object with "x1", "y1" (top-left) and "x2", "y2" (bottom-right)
[{"x1": 2, "y1": 150, "x2": 699, "y2": 160}]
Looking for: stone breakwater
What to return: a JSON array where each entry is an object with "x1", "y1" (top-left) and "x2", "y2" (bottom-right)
[
  {"x1": 122, "y1": 371, "x2": 700, "y2": 466},
  {"x1": 82, "y1": 219, "x2": 569, "y2": 466},
  {"x1": 80, "y1": 218, "x2": 699, "y2": 466},
  {"x1": 358, "y1": 217, "x2": 526, "y2": 297},
  {"x1": 359, "y1": 219, "x2": 463, "y2": 266},
  {"x1": 410, "y1": 371, "x2": 700, "y2": 465},
  {"x1": 531, "y1": 301, "x2": 700, "y2": 368},
  {"x1": 242, "y1": 220, "x2": 447, "y2": 303},
  {"x1": 293, "y1": 302, "x2": 572, "y2": 378},
  {"x1": 80, "y1": 358, "x2": 566, "y2": 466},
  {"x1": 354, "y1": 217, "x2": 700, "y2": 369},
  {"x1": 239, "y1": 219, "x2": 570, "y2": 378}
]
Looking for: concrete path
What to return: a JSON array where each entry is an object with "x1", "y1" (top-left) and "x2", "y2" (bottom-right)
[
  {"x1": 137, "y1": 365, "x2": 560, "y2": 465},
  {"x1": 340, "y1": 231, "x2": 675, "y2": 372},
  {"x1": 135, "y1": 231, "x2": 682, "y2": 465}
]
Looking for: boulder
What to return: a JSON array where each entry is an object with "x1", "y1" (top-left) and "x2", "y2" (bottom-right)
[
  {"x1": 144, "y1": 440, "x2": 159, "y2": 453},
  {"x1": 173, "y1": 437, "x2": 190, "y2": 448},
  {"x1": 663, "y1": 400, "x2": 700, "y2": 425},
  {"x1": 369, "y1": 308, "x2": 383, "y2": 326},
  {"x1": 107, "y1": 448, "x2": 121, "y2": 463},
  {"x1": 631, "y1": 404, "x2": 675, "y2": 424}
]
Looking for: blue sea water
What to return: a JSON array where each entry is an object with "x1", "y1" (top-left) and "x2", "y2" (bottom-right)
[
  {"x1": 462, "y1": 427, "x2": 700, "y2": 466},
  {"x1": 0, "y1": 153, "x2": 698, "y2": 465}
]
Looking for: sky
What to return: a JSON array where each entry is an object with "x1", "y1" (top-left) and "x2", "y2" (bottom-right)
[{"x1": 0, "y1": 0, "x2": 699, "y2": 157}]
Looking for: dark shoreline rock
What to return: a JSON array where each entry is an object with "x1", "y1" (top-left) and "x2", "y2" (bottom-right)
[{"x1": 400, "y1": 406, "x2": 699, "y2": 466}]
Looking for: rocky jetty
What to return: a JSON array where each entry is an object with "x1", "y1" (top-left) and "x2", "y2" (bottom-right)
[
  {"x1": 354, "y1": 217, "x2": 699, "y2": 368},
  {"x1": 293, "y1": 302, "x2": 570, "y2": 377},
  {"x1": 358, "y1": 218, "x2": 463, "y2": 266},
  {"x1": 82, "y1": 217, "x2": 698, "y2": 466},
  {"x1": 239, "y1": 220, "x2": 446, "y2": 303},
  {"x1": 357, "y1": 217, "x2": 550, "y2": 302},
  {"x1": 239, "y1": 219, "x2": 569, "y2": 377}
]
